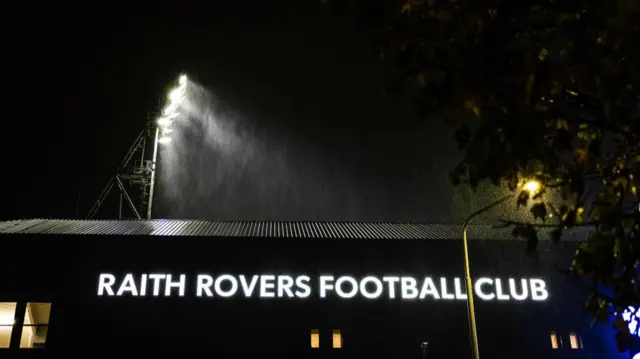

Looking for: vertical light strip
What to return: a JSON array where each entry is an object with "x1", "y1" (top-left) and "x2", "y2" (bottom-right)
[
  {"x1": 569, "y1": 333, "x2": 582, "y2": 349},
  {"x1": 332, "y1": 329, "x2": 342, "y2": 349},
  {"x1": 550, "y1": 332, "x2": 559, "y2": 349}
]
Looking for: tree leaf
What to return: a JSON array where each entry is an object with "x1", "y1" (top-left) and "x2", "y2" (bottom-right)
[
  {"x1": 530, "y1": 203, "x2": 547, "y2": 221},
  {"x1": 538, "y1": 48, "x2": 549, "y2": 61},
  {"x1": 589, "y1": 137, "x2": 602, "y2": 156},
  {"x1": 454, "y1": 125, "x2": 472, "y2": 150},
  {"x1": 525, "y1": 229, "x2": 539, "y2": 254},
  {"x1": 517, "y1": 190, "x2": 530, "y2": 207},
  {"x1": 507, "y1": 173, "x2": 518, "y2": 191},
  {"x1": 328, "y1": 0, "x2": 640, "y2": 343}
]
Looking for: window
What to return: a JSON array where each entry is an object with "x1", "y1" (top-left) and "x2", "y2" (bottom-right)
[
  {"x1": 332, "y1": 329, "x2": 342, "y2": 349},
  {"x1": 0, "y1": 302, "x2": 51, "y2": 349},
  {"x1": 550, "y1": 332, "x2": 558, "y2": 349},
  {"x1": 20, "y1": 303, "x2": 51, "y2": 348},
  {"x1": 0, "y1": 303, "x2": 17, "y2": 348},
  {"x1": 569, "y1": 333, "x2": 582, "y2": 349},
  {"x1": 310, "y1": 329, "x2": 320, "y2": 349}
]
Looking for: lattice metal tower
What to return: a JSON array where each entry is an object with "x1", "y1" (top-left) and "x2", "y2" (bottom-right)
[
  {"x1": 86, "y1": 113, "x2": 161, "y2": 220},
  {"x1": 86, "y1": 74, "x2": 186, "y2": 220}
]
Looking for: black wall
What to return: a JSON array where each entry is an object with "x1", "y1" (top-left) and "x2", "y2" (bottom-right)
[{"x1": 0, "y1": 234, "x2": 620, "y2": 358}]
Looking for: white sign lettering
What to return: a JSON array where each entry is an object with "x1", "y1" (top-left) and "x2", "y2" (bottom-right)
[{"x1": 97, "y1": 273, "x2": 549, "y2": 302}]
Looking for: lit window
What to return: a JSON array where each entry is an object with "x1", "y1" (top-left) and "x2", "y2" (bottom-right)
[
  {"x1": 332, "y1": 329, "x2": 342, "y2": 349},
  {"x1": 20, "y1": 303, "x2": 51, "y2": 348},
  {"x1": 569, "y1": 333, "x2": 582, "y2": 349},
  {"x1": 0, "y1": 303, "x2": 17, "y2": 348},
  {"x1": 311, "y1": 329, "x2": 320, "y2": 349},
  {"x1": 550, "y1": 331, "x2": 559, "y2": 349}
]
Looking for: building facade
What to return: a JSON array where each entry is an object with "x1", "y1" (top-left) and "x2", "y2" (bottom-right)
[{"x1": 0, "y1": 219, "x2": 626, "y2": 358}]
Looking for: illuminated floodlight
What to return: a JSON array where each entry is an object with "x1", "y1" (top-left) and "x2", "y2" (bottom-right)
[
  {"x1": 162, "y1": 128, "x2": 173, "y2": 134},
  {"x1": 158, "y1": 112, "x2": 179, "y2": 125},
  {"x1": 163, "y1": 102, "x2": 179, "y2": 116},
  {"x1": 161, "y1": 74, "x2": 187, "y2": 118},
  {"x1": 169, "y1": 87, "x2": 185, "y2": 103},
  {"x1": 157, "y1": 117, "x2": 172, "y2": 127},
  {"x1": 158, "y1": 136, "x2": 172, "y2": 144}
]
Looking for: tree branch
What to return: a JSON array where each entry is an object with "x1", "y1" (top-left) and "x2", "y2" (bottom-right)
[
  {"x1": 565, "y1": 115, "x2": 635, "y2": 141},
  {"x1": 496, "y1": 212, "x2": 638, "y2": 229},
  {"x1": 544, "y1": 173, "x2": 605, "y2": 189},
  {"x1": 552, "y1": 263, "x2": 618, "y2": 306}
]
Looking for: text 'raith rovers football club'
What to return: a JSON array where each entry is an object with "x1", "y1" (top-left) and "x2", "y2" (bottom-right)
[{"x1": 97, "y1": 273, "x2": 549, "y2": 302}]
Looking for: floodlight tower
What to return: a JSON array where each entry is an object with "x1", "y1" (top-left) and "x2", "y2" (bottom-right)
[
  {"x1": 146, "y1": 73, "x2": 187, "y2": 219},
  {"x1": 86, "y1": 74, "x2": 187, "y2": 220}
]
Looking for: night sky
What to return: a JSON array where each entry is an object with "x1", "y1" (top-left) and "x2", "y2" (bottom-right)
[{"x1": 4, "y1": 1, "x2": 507, "y2": 222}]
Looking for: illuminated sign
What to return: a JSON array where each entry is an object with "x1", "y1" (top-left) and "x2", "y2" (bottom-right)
[{"x1": 97, "y1": 273, "x2": 549, "y2": 302}]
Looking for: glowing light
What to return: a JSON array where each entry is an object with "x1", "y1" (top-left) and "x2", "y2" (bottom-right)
[
  {"x1": 0, "y1": 313, "x2": 14, "y2": 326},
  {"x1": 158, "y1": 136, "x2": 172, "y2": 144},
  {"x1": 332, "y1": 330, "x2": 342, "y2": 348},
  {"x1": 633, "y1": 353, "x2": 640, "y2": 359},
  {"x1": 213, "y1": 274, "x2": 239, "y2": 297},
  {"x1": 550, "y1": 332, "x2": 559, "y2": 349},
  {"x1": 98, "y1": 273, "x2": 185, "y2": 297},
  {"x1": 98, "y1": 273, "x2": 549, "y2": 301},
  {"x1": 311, "y1": 330, "x2": 320, "y2": 349},
  {"x1": 621, "y1": 306, "x2": 640, "y2": 338},
  {"x1": 523, "y1": 180, "x2": 541, "y2": 194},
  {"x1": 165, "y1": 112, "x2": 179, "y2": 120},
  {"x1": 169, "y1": 87, "x2": 185, "y2": 103},
  {"x1": 163, "y1": 102, "x2": 179, "y2": 116},
  {"x1": 157, "y1": 117, "x2": 172, "y2": 127},
  {"x1": 154, "y1": 74, "x2": 189, "y2": 147},
  {"x1": 475, "y1": 278, "x2": 495, "y2": 300},
  {"x1": 335, "y1": 276, "x2": 358, "y2": 298}
]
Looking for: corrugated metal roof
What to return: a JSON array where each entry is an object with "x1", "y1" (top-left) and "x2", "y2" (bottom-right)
[{"x1": 0, "y1": 219, "x2": 588, "y2": 241}]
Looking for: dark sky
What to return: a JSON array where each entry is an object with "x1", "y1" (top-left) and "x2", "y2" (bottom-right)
[{"x1": 4, "y1": 1, "x2": 490, "y2": 222}]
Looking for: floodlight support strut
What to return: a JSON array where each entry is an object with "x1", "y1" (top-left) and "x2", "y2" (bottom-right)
[
  {"x1": 114, "y1": 175, "x2": 141, "y2": 219},
  {"x1": 146, "y1": 126, "x2": 160, "y2": 220},
  {"x1": 85, "y1": 125, "x2": 150, "y2": 219}
]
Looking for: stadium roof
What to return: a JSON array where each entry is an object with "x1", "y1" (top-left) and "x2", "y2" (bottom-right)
[{"x1": 0, "y1": 219, "x2": 588, "y2": 241}]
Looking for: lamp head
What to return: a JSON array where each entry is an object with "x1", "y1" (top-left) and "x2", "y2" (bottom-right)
[
  {"x1": 158, "y1": 136, "x2": 172, "y2": 144},
  {"x1": 523, "y1": 180, "x2": 541, "y2": 194}
]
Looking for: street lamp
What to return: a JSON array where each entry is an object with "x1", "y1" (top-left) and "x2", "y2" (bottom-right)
[
  {"x1": 146, "y1": 73, "x2": 188, "y2": 220},
  {"x1": 462, "y1": 179, "x2": 541, "y2": 359},
  {"x1": 522, "y1": 180, "x2": 541, "y2": 194},
  {"x1": 420, "y1": 341, "x2": 429, "y2": 359}
]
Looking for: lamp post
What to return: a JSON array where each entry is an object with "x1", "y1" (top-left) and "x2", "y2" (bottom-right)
[
  {"x1": 462, "y1": 180, "x2": 541, "y2": 359},
  {"x1": 146, "y1": 74, "x2": 188, "y2": 220}
]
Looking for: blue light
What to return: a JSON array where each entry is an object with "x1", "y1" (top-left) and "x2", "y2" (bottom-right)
[
  {"x1": 621, "y1": 306, "x2": 640, "y2": 338},
  {"x1": 633, "y1": 353, "x2": 640, "y2": 359}
]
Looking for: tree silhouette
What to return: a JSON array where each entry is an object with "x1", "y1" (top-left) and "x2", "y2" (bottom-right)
[{"x1": 325, "y1": 0, "x2": 640, "y2": 352}]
